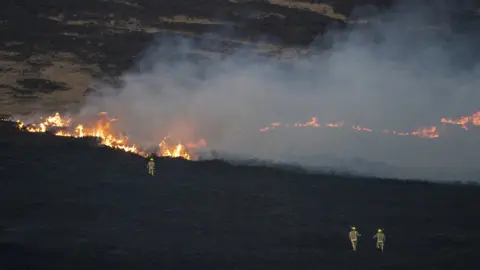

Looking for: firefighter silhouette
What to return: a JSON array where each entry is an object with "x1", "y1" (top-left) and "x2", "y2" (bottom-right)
[
  {"x1": 147, "y1": 157, "x2": 155, "y2": 176},
  {"x1": 373, "y1": 229, "x2": 386, "y2": 251},
  {"x1": 349, "y1": 226, "x2": 361, "y2": 251}
]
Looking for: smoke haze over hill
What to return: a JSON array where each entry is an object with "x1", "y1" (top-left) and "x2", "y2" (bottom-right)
[{"x1": 74, "y1": 0, "x2": 480, "y2": 181}]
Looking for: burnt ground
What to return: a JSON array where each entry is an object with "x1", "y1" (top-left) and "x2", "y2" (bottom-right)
[{"x1": 1, "y1": 121, "x2": 480, "y2": 270}]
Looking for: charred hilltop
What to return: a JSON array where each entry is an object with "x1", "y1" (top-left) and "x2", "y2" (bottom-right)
[{"x1": 1, "y1": 119, "x2": 480, "y2": 270}]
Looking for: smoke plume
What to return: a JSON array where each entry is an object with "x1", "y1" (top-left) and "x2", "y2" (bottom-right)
[{"x1": 82, "y1": 0, "x2": 480, "y2": 181}]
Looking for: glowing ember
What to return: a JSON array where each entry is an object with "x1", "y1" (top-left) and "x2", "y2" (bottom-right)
[
  {"x1": 472, "y1": 112, "x2": 480, "y2": 126},
  {"x1": 326, "y1": 121, "x2": 344, "y2": 128},
  {"x1": 13, "y1": 112, "x2": 206, "y2": 160},
  {"x1": 352, "y1": 125, "x2": 373, "y2": 132},
  {"x1": 259, "y1": 122, "x2": 282, "y2": 132}
]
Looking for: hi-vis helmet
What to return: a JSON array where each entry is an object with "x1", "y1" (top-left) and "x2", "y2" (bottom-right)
[
  {"x1": 150, "y1": 158, "x2": 154, "y2": 161},
  {"x1": 352, "y1": 226, "x2": 356, "y2": 230},
  {"x1": 378, "y1": 229, "x2": 383, "y2": 233}
]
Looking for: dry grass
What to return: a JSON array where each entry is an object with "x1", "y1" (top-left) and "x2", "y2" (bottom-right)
[
  {"x1": 105, "y1": 0, "x2": 141, "y2": 8},
  {"x1": 267, "y1": 0, "x2": 346, "y2": 21},
  {"x1": 1, "y1": 6, "x2": 300, "y2": 115},
  {"x1": 0, "y1": 26, "x2": 282, "y2": 116},
  {"x1": 0, "y1": 52, "x2": 97, "y2": 115},
  {"x1": 146, "y1": 28, "x2": 282, "y2": 51},
  {"x1": 159, "y1": 15, "x2": 230, "y2": 25}
]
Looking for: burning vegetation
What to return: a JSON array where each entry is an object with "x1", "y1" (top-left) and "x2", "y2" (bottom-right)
[
  {"x1": 9, "y1": 110, "x2": 479, "y2": 159},
  {"x1": 13, "y1": 112, "x2": 206, "y2": 160},
  {"x1": 259, "y1": 111, "x2": 480, "y2": 139}
]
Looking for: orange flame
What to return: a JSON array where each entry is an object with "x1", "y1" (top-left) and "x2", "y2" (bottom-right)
[
  {"x1": 407, "y1": 126, "x2": 439, "y2": 139},
  {"x1": 12, "y1": 110, "x2": 479, "y2": 157},
  {"x1": 352, "y1": 125, "x2": 373, "y2": 132},
  {"x1": 14, "y1": 112, "x2": 206, "y2": 160},
  {"x1": 294, "y1": 117, "x2": 320, "y2": 127},
  {"x1": 441, "y1": 111, "x2": 480, "y2": 130},
  {"x1": 326, "y1": 121, "x2": 344, "y2": 128},
  {"x1": 259, "y1": 122, "x2": 282, "y2": 132},
  {"x1": 260, "y1": 111, "x2": 479, "y2": 139}
]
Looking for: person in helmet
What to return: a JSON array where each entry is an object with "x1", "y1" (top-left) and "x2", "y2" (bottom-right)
[
  {"x1": 349, "y1": 226, "x2": 361, "y2": 251},
  {"x1": 147, "y1": 157, "x2": 155, "y2": 176},
  {"x1": 373, "y1": 229, "x2": 386, "y2": 251}
]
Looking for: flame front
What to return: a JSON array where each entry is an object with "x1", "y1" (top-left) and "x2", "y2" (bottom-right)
[
  {"x1": 159, "y1": 137, "x2": 191, "y2": 160},
  {"x1": 11, "y1": 110, "x2": 480, "y2": 158},
  {"x1": 259, "y1": 111, "x2": 480, "y2": 139},
  {"x1": 440, "y1": 111, "x2": 480, "y2": 130},
  {"x1": 14, "y1": 112, "x2": 205, "y2": 160}
]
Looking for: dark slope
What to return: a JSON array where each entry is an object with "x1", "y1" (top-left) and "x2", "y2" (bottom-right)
[{"x1": 0, "y1": 121, "x2": 479, "y2": 270}]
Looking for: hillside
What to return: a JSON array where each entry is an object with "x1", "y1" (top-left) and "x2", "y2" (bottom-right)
[
  {"x1": 1, "y1": 120, "x2": 480, "y2": 270},
  {"x1": 0, "y1": 0, "x2": 354, "y2": 115},
  {"x1": 1, "y1": 0, "x2": 480, "y2": 269}
]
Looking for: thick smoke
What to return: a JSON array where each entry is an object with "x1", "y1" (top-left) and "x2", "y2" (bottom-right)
[{"x1": 83, "y1": 1, "x2": 480, "y2": 181}]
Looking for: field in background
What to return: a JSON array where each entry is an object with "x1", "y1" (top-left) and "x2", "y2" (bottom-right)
[{"x1": 0, "y1": 0, "x2": 354, "y2": 115}]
